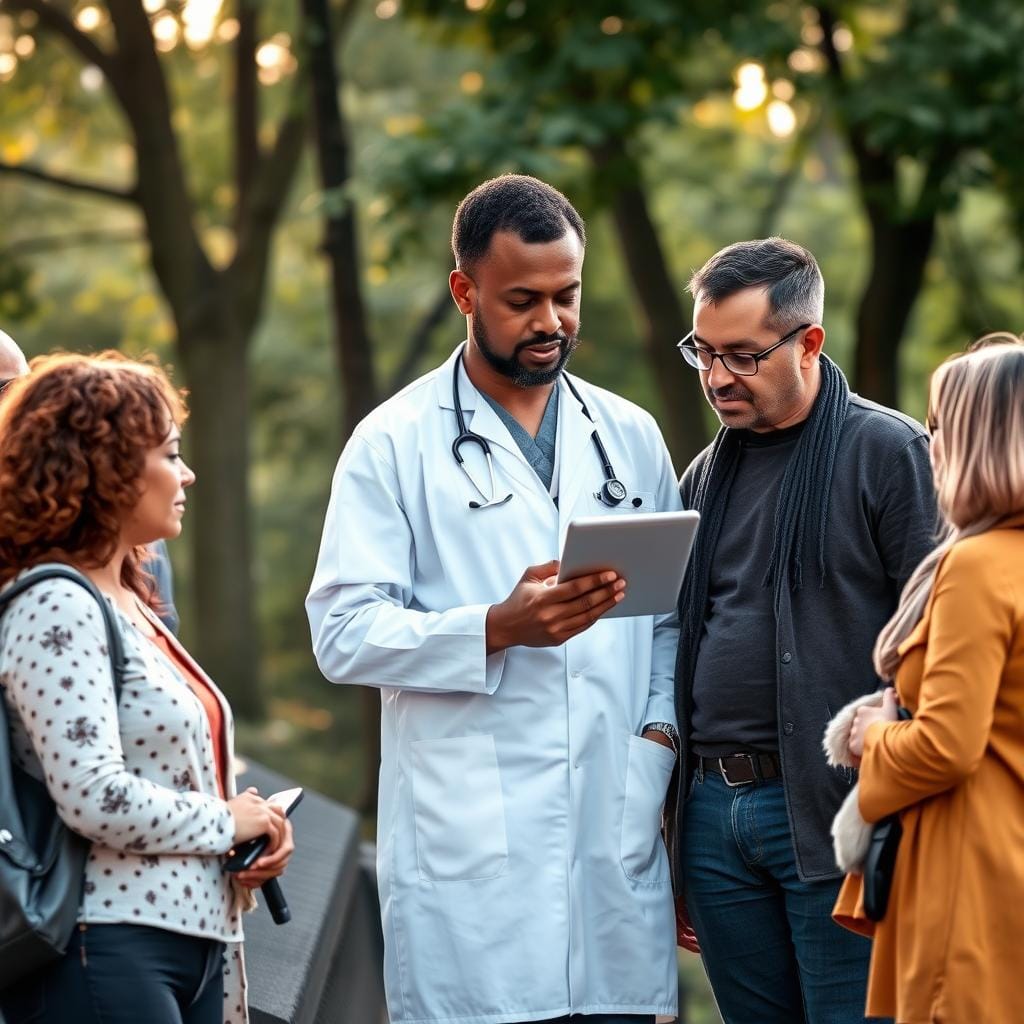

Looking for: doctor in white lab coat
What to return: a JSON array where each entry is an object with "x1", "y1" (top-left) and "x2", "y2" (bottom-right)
[{"x1": 307, "y1": 175, "x2": 681, "y2": 1024}]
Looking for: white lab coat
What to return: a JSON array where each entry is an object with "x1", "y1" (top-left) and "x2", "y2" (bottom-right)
[{"x1": 307, "y1": 346, "x2": 681, "y2": 1024}]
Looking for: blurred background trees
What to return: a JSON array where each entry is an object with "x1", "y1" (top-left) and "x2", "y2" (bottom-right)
[
  {"x1": 2, "y1": 3, "x2": 1023, "y2": 1014},
  {"x1": 0, "y1": 0, "x2": 306, "y2": 718}
]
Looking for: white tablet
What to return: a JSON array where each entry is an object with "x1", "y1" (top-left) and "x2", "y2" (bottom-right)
[{"x1": 557, "y1": 510, "x2": 700, "y2": 618}]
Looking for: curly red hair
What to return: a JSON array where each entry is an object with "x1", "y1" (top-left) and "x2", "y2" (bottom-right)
[{"x1": 0, "y1": 351, "x2": 188, "y2": 594}]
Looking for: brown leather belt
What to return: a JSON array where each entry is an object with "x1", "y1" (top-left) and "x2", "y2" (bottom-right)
[{"x1": 697, "y1": 752, "x2": 782, "y2": 787}]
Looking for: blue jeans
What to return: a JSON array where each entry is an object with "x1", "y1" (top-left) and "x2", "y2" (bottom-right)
[{"x1": 680, "y1": 771, "x2": 885, "y2": 1024}]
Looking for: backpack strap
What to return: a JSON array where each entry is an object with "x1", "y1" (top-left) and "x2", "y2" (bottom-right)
[{"x1": 0, "y1": 567, "x2": 127, "y2": 698}]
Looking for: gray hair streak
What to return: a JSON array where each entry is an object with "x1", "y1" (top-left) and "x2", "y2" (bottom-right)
[{"x1": 688, "y1": 237, "x2": 824, "y2": 332}]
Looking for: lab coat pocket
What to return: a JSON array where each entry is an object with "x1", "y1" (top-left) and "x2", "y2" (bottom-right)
[
  {"x1": 620, "y1": 732, "x2": 676, "y2": 884},
  {"x1": 410, "y1": 734, "x2": 509, "y2": 882},
  {"x1": 589, "y1": 490, "x2": 657, "y2": 514}
]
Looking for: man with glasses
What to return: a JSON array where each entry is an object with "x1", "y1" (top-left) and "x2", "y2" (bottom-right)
[{"x1": 668, "y1": 238, "x2": 936, "y2": 1023}]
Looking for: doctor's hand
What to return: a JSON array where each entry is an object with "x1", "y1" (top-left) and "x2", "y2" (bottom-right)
[
  {"x1": 486, "y1": 560, "x2": 625, "y2": 653},
  {"x1": 675, "y1": 896, "x2": 701, "y2": 955}
]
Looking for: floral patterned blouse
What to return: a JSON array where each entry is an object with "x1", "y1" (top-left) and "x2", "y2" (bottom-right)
[{"x1": 0, "y1": 566, "x2": 253, "y2": 1024}]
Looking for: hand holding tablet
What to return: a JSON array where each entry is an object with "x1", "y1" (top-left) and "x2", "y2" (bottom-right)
[{"x1": 557, "y1": 510, "x2": 700, "y2": 618}]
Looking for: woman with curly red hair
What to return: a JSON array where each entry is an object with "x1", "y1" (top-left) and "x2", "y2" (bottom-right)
[{"x1": 0, "y1": 352, "x2": 292, "y2": 1024}]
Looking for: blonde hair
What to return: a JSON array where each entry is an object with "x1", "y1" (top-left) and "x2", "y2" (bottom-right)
[{"x1": 874, "y1": 334, "x2": 1024, "y2": 679}]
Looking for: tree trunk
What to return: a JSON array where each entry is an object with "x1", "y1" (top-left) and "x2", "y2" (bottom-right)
[
  {"x1": 816, "y1": 4, "x2": 949, "y2": 409},
  {"x1": 7, "y1": 0, "x2": 308, "y2": 729},
  {"x1": 853, "y1": 208, "x2": 936, "y2": 407},
  {"x1": 302, "y1": 0, "x2": 378, "y2": 435},
  {"x1": 301, "y1": 0, "x2": 382, "y2": 813},
  {"x1": 589, "y1": 143, "x2": 710, "y2": 469},
  {"x1": 177, "y1": 304, "x2": 262, "y2": 720}
]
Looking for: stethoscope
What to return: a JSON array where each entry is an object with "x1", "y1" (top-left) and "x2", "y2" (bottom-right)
[{"x1": 452, "y1": 348, "x2": 628, "y2": 510}]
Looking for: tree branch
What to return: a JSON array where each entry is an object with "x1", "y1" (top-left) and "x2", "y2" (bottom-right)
[
  {"x1": 335, "y1": 0, "x2": 362, "y2": 40},
  {"x1": 388, "y1": 284, "x2": 454, "y2": 395},
  {"x1": 815, "y1": 3, "x2": 897, "y2": 210},
  {"x1": 8, "y1": 228, "x2": 142, "y2": 256},
  {"x1": 815, "y1": 5, "x2": 845, "y2": 87},
  {"x1": 231, "y1": 79, "x2": 309, "y2": 333},
  {"x1": 816, "y1": 5, "x2": 871, "y2": 167},
  {"x1": 3, "y1": 0, "x2": 111, "y2": 70},
  {"x1": 755, "y1": 111, "x2": 821, "y2": 238},
  {"x1": 234, "y1": 0, "x2": 260, "y2": 224},
  {"x1": 2, "y1": 0, "x2": 132, "y2": 110},
  {"x1": 0, "y1": 160, "x2": 137, "y2": 203},
  {"x1": 105, "y1": 0, "x2": 210, "y2": 318}
]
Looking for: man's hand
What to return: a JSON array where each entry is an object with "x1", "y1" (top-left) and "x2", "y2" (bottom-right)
[
  {"x1": 676, "y1": 896, "x2": 701, "y2": 954},
  {"x1": 641, "y1": 727, "x2": 675, "y2": 753},
  {"x1": 848, "y1": 687, "x2": 899, "y2": 761},
  {"x1": 486, "y1": 560, "x2": 625, "y2": 654}
]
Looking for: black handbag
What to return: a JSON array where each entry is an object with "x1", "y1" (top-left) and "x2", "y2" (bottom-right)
[
  {"x1": 862, "y1": 705, "x2": 913, "y2": 922},
  {"x1": 0, "y1": 567, "x2": 126, "y2": 991}
]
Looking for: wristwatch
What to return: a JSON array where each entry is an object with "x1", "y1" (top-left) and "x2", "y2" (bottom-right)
[{"x1": 643, "y1": 721, "x2": 679, "y2": 756}]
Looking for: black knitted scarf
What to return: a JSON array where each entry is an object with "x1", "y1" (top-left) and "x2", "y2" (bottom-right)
[{"x1": 677, "y1": 354, "x2": 851, "y2": 700}]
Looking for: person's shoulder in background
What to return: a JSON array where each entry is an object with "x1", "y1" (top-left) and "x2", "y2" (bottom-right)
[{"x1": 146, "y1": 539, "x2": 179, "y2": 634}]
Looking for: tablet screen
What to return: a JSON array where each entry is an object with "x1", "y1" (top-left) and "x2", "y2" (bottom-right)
[{"x1": 557, "y1": 510, "x2": 699, "y2": 618}]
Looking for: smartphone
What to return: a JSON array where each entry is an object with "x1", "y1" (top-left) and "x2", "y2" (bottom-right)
[{"x1": 223, "y1": 786, "x2": 304, "y2": 873}]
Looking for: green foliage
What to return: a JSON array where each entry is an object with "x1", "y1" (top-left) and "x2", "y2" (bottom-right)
[
  {"x1": 0, "y1": 252, "x2": 37, "y2": 320},
  {"x1": 378, "y1": 0, "x2": 775, "y2": 236}
]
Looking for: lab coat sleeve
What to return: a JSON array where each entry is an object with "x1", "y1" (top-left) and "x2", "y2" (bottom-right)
[
  {"x1": 306, "y1": 433, "x2": 507, "y2": 695},
  {"x1": 643, "y1": 426, "x2": 682, "y2": 730}
]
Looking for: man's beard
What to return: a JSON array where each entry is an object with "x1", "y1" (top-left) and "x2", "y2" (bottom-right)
[
  {"x1": 472, "y1": 310, "x2": 580, "y2": 388},
  {"x1": 704, "y1": 373, "x2": 802, "y2": 431}
]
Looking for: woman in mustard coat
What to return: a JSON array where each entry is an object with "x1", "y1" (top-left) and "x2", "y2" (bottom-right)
[{"x1": 830, "y1": 335, "x2": 1024, "y2": 1023}]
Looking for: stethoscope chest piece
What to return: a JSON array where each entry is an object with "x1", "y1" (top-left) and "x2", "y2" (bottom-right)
[{"x1": 598, "y1": 478, "x2": 628, "y2": 506}]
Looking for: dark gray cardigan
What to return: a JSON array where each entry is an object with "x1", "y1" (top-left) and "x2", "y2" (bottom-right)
[{"x1": 670, "y1": 394, "x2": 938, "y2": 882}]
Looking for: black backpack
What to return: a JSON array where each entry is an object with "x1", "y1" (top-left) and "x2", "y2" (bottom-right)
[{"x1": 0, "y1": 567, "x2": 126, "y2": 990}]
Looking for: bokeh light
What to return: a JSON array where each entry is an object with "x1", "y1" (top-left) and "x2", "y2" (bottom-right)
[{"x1": 733, "y1": 61, "x2": 767, "y2": 111}]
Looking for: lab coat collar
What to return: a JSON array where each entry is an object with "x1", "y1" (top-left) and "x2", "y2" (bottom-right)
[
  {"x1": 432, "y1": 345, "x2": 548, "y2": 503},
  {"x1": 434, "y1": 345, "x2": 527, "y2": 465},
  {"x1": 433, "y1": 344, "x2": 601, "y2": 422},
  {"x1": 433, "y1": 345, "x2": 601, "y2": 481}
]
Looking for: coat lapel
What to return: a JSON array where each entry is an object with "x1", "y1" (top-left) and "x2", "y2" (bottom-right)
[
  {"x1": 142, "y1": 603, "x2": 238, "y2": 798},
  {"x1": 435, "y1": 344, "x2": 556, "y2": 497}
]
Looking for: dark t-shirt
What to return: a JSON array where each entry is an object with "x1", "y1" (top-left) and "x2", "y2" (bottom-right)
[{"x1": 690, "y1": 421, "x2": 806, "y2": 756}]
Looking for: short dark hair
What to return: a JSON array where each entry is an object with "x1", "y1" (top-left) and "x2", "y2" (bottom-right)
[
  {"x1": 688, "y1": 237, "x2": 824, "y2": 331},
  {"x1": 452, "y1": 174, "x2": 586, "y2": 270}
]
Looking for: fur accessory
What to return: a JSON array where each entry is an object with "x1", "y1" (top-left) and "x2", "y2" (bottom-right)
[{"x1": 823, "y1": 692, "x2": 883, "y2": 873}]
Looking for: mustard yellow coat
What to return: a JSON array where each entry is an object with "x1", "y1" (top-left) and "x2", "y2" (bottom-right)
[{"x1": 834, "y1": 514, "x2": 1024, "y2": 1023}]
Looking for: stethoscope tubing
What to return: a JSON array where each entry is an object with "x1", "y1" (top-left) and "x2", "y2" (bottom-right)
[{"x1": 452, "y1": 346, "x2": 627, "y2": 509}]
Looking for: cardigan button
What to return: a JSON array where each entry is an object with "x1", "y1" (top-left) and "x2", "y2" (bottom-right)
[
  {"x1": 781, "y1": 651, "x2": 792, "y2": 664},
  {"x1": 783, "y1": 722, "x2": 795, "y2": 736},
  {"x1": 0, "y1": 829, "x2": 12, "y2": 844}
]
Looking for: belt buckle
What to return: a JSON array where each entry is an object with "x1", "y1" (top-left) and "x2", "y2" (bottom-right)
[{"x1": 718, "y1": 753, "x2": 755, "y2": 787}]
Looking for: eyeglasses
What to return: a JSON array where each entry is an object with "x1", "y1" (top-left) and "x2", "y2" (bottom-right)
[{"x1": 677, "y1": 323, "x2": 811, "y2": 376}]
